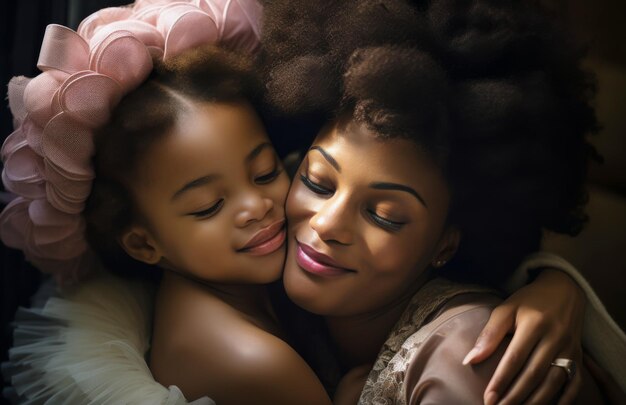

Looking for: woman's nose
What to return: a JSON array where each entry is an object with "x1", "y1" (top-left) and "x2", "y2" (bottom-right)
[
  {"x1": 309, "y1": 195, "x2": 353, "y2": 245},
  {"x1": 234, "y1": 190, "x2": 274, "y2": 227}
]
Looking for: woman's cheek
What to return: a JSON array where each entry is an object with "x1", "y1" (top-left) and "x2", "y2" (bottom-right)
[{"x1": 286, "y1": 182, "x2": 314, "y2": 221}]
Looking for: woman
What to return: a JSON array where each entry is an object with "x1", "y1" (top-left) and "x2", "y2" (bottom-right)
[{"x1": 261, "y1": 0, "x2": 625, "y2": 402}]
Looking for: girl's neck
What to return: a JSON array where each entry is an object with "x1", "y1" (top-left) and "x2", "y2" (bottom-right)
[{"x1": 162, "y1": 270, "x2": 277, "y2": 324}]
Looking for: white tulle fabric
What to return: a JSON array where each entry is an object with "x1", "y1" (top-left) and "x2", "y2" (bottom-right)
[
  {"x1": 0, "y1": 0, "x2": 262, "y2": 284},
  {"x1": 3, "y1": 270, "x2": 214, "y2": 404}
]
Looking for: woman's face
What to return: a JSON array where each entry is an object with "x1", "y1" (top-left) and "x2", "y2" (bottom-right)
[
  {"x1": 283, "y1": 120, "x2": 454, "y2": 317},
  {"x1": 124, "y1": 102, "x2": 290, "y2": 285}
]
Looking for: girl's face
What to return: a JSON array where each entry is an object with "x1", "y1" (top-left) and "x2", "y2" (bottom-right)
[
  {"x1": 124, "y1": 102, "x2": 290, "y2": 285},
  {"x1": 283, "y1": 121, "x2": 456, "y2": 317}
]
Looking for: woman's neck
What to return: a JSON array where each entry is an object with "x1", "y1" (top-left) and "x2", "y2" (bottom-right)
[
  {"x1": 324, "y1": 275, "x2": 431, "y2": 369},
  {"x1": 324, "y1": 298, "x2": 408, "y2": 368}
]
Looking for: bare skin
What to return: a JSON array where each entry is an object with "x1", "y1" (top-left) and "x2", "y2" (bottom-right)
[{"x1": 151, "y1": 271, "x2": 328, "y2": 404}]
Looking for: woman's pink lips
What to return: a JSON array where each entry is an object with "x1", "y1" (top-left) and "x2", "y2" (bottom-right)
[
  {"x1": 239, "y1": 220, "x2": 286, "y2": 256},
  {"x1": 295, "y1": 242, "x2": 353, "y2": 277}
]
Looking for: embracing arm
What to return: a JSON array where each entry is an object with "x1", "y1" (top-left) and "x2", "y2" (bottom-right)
[
  {"x1": 400, "y1": 295, "x2": 605, "y2": 405},
  {"x1": 466, "y1": 252, "x2": 626, "y2": 404}
]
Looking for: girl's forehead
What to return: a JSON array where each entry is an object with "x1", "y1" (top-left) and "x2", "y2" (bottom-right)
[{"x1": 134, "y1": 103, "x2": 273, "y2": 185}]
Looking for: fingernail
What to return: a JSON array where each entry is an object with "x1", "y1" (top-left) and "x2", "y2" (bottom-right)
[
  {"x1": 463, "y1": 347, "x2": 480, "y2": 365},
  {"x1": 484, "y1": 391, "x2": 498, "y2": 405}
]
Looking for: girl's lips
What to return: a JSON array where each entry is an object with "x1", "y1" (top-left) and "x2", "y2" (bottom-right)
[
  {"x1": 295, "y1": 242, "x2": 353, "y2": 277},
  {"x1": 239, "y1": 220, "x2": 286, "y2": 256}
]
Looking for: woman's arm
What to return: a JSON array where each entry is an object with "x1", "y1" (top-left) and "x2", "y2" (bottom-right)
[{"x1": 465, "y1": 252, "x2": 626, "y2": 404}]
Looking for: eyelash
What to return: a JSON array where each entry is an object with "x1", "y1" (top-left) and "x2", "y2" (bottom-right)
[
  {"x1": 300, "y1": 174, "x2": 333, "y2": 196},
  {"x1": 301, "y1": 173, "x2": 405, "y2": 231},
  {"x1": 367, "y1": 210, "x2": 405, "y2": 231},
  {"x1": 255, "y1": 167, "x2": 282, "y2": 185},
  {"x1": 189, "y1": 199, "x2": 224, "y2": 218}
]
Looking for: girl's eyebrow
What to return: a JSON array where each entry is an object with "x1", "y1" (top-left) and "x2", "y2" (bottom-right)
[
  {"x1": 369, "y1": 182, "x2": 428, "y2": 208},
  {"x1": 309, "y1": 146, "x2": 341, "y2": 172},
  {"x1": 246, "y1": 142, "x2": 273, "y2": 163},
  {"x1": 172, "y1": 142, "x2": 273, "y2": 201},
  {"x1": 171, "y1": 175, "x2": 220, "y2": 201}
]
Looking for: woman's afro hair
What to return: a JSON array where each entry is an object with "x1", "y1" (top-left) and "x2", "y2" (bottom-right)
[{"x1": 261, "y1": 0, "x2": 599, "y2": 284}]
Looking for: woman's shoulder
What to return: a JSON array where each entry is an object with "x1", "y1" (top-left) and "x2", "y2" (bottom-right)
[
  {"x1": 404, "y1": 294, "x2": 507, "y2": 403},
  {"x1": 361, "y1": 290, "x2": 507, "y2": 404}
]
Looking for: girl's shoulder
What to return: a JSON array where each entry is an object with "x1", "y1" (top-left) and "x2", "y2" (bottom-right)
[{"x1": 150, "y1": 280, "x2": 331, "y2": 404}]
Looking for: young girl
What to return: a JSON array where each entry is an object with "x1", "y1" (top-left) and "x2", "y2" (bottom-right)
[
  {"x1": 86, "y1": 46, "x2": 333, "y2": 404},
  {"x1": 0, "y1": 1, "x2": 331, "y2": 403}
]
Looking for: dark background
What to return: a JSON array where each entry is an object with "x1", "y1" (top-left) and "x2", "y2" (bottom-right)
[
  {"x1": 0, "y1": 1, "x2": 128, "y2": 401},
  {"x1": 1, "y1": 0, "x2": 625, "y2": 402}
]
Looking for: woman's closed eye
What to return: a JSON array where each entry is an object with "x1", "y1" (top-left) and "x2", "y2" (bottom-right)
[
  {"x1": 300, "y1": 173, "x2": 333, "y2": 196},
  {"x1": 367, "y1": 210, "x2": 406, "y2": 231},
  {"x1": 188, "y1": 199, "x2": 224, "y2": 218}
]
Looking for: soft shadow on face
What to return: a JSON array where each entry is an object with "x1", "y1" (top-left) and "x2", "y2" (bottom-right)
[
  {"x1": 122, "y1": 101, "x2": 291, "y2": 285},
  {"x1": 283, "y1": 120, "x2": 458, "y2": 317}
]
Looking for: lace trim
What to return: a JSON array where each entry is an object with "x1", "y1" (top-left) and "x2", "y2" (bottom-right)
[{"x1": 359, "y1": 278, "x2": 494, "y2": 404}]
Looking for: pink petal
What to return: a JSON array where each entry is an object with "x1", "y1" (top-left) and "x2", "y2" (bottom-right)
[
  {"x1": 23, "y1": 70, "x2": 70, "y2": 128},
  {"x1": 220, "y1": 0, "x2": 262, "y2": 53},
  {"x1": 37, "y1": 24, "x2": 89, "y2": 74},
  {"x1": 28, "y1": 198, "x2": 80, "y2": 228},
  {"x1": 89, "y1": 30, "x2": 153, "y2": 91},
  {"x1": 7, "y1": 76, "x2": 31, "y2": 122},
  {"x1": 158, "y1": 4, "x2": 218, "y2": 60},
  {"x1": 77, "y1": 6, "x2": 134, "y2": 41},
  {"x1": 23, "y1": 120, "x2": 45, "y2": 157},
  {"x1": 88, "y1": 19, "x2": 164, "y2": 51},
  {"x1": 44, "y1": 160, "x2": 92, "y2": 205},
  {"x1": 59, "y1": 72, "x2": 122, "y2": 128},
  {"x1": 1, "y1": 129, "x2": 28, "y2": 160},
  {"x1": 45, "y1": 181, "x2": 85, "y2": 214},
  {"x1": 1, "y1": 171, "x2": 46, "y2": 200},
  {"x1": 41, "y1": 113, "x2": 95, "y2": 183},
  {"x1": 2, "y1": 141, "x2": 44, "y2": 183}
]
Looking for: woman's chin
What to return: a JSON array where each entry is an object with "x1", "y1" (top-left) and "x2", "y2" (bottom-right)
[{"x1": 282, "y1": 264, "x2": 337, "y2": 316}]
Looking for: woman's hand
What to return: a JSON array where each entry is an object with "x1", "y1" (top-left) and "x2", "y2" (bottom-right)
[{"x1": 462, "y1": 269, "x2": 586, "y2": 404}]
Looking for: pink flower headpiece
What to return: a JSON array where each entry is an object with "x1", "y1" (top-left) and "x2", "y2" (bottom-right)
[{"x1": 0, "y1": 0, "x2": 262, "y2": 284}]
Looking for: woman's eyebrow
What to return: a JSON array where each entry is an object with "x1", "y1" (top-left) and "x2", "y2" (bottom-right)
[
  {"x1": 309, "y1": 146, "x2": 341, "y2": 172},
  {"x1": 369, "y1": 182, "x2": 428, "y2": 208}
]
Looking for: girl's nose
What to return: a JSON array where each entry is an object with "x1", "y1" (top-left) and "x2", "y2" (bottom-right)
[{"x1": 234, "y1": 190, "x2": 274, "y2": 227}]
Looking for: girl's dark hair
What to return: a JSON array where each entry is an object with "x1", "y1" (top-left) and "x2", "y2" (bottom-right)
[
  {"x1": 261, "y1": 0, "x2": 599, "y2": 284},
  {"x1": 84, "y1": 46, "x2": 263, "y2": 279}
]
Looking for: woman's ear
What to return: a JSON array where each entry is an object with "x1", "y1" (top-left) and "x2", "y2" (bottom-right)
[
  {"x1": 119, "y1": 226, "x2": 162, "y2": 265},
  {"x1": 432, "y1": 227, "x2": 460, "y2": 268}
]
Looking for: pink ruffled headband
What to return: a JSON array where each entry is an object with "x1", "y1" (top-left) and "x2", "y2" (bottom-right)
[{"x1": 0, "y1": 0, "x2": 262, "y2": 284}]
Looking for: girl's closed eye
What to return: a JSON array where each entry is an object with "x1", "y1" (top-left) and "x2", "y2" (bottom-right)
[
  {"x1": 254, "y1": 166, "x2": 282, "y2": 184},
  {"x1": 188, "y1": 198, "x2": 224, "y2": 218}
]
